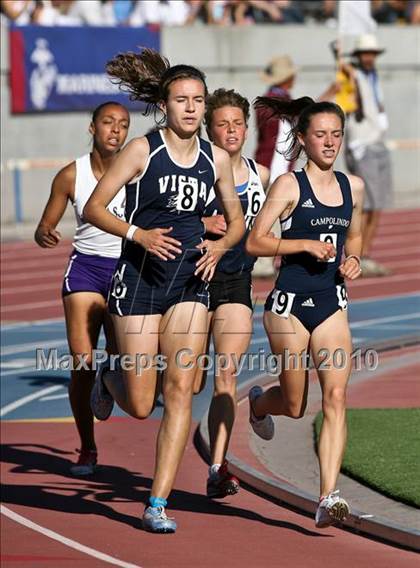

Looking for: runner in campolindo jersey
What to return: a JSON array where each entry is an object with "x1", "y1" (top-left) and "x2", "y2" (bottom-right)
[{"x1": 246, "y1": 96, "x2": 364, "y2": 528}]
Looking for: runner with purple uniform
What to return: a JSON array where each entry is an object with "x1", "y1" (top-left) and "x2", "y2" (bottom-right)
[{"x1": 35, "y1": 101, "x2": 130, "y2": 475}]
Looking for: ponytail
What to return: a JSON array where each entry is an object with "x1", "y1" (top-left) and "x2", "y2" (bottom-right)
[
  {"x1": 254, "y1": 97, "x2": 345, "y2": 162},
  {"x1": 107, "y1": 48, "x2": 207, "y2": 119},
  {"x1": 106, "y1": 48, "x2": 170, "y2": 113}
]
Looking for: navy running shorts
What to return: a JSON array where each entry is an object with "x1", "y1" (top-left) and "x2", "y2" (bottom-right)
[
  {"x1": 108, "y1": 255, "x2": 209, "y2": 316},
  {"x1": 264, "y1": 284, "x2": 348, "y2": 333}
]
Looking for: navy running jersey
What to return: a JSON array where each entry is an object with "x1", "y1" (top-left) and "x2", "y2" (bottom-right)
[
  {"x1": 276, "y1": 169, "x2": 353, "y2": 294},
  {"x1": 204, "y1": 156, "x2": 265, "y2": 274},
  {"x1": 125, "y1": 130, "x2": 215, "y2": 246},
  {"x1": 120, "y1": 130, "x2": 215, "y2": 278}
]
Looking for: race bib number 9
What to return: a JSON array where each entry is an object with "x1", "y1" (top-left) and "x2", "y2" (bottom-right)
[
  {"x1": 319, "y1": 233, "x2": 337, "y2": 262},
  {"x1": 271, "y1": 290, "x2": 295, "y2": 318},
  {"x1": 336, "y1": 284, "x2": 348, "y2": 310}
]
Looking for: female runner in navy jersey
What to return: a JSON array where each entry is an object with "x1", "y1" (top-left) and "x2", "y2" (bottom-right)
[
  {"x1": 246, "y1": 97, "x2": 364, "y2": 528},
  {"x1": 84, "y1": 49, "x2": 245, "y2": 533},
  {"x1": 195, "y1": 89, "x2": 270, "y2": 498},
  {"x1": 35, "y1": 102, "x2": 130, "y2": 475}
]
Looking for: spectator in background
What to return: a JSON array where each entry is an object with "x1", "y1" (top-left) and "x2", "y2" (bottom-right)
[
  {"x1": 130, "y1": 0, "x2": 190, "y2": 27},
  {"x1": 245, "y1": 0, "x2": 305, "y2": 24},
  {"x1": 253, "y1": 54, "x2": 341, "y2": 276},
  {"x1": 29, "y1": 0, "x2": 108, "y2": 26},
  {"x1": 105, "y1": 0, "x2": 134, "y2": 25},
  {"x1": 252, "y1": 55, "x2": 296, "y2": 276},
  {"x1": 345, "y1": 34, "x2": 392, "y2": 277},
  {"x1": 255, "y1": 55, "x2": 297, "y2": 183},
  {"x1": 297, "y1": 0, "x2": 336, "y2": 24},
  {"x1": 0, "y1": 0, "x2": 38, "y2": 23},
  {"x1": 372, "y1": 0, "x2": 420, "y2": 24}
]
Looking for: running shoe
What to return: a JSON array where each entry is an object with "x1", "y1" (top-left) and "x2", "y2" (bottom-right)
[
  {"x1": 315, "y1": 490, "x2": 350, "y2": 528},
  {"x1": 90, "y1": 363, "x2": 114, "y2": 420},
  {"x1": 142, "y1": 506, "x2": 177, "y2": 533},
  {"x1": 248, "y1": 385, "x2": 275, "y2": 441},
  {"x1": 70, "y1": 449, "x2": 97, "y2": 476},
  {"x1": 206, "y1": 461, "x2": 240, "y2": 499}
]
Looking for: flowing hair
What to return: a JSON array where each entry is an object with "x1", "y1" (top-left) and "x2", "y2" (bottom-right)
[
  {"x1": 106, "y1": 48, "x2": 207, "y2": 119},
  {"x1": 254, "y1": 96, "x2": 345, "y2": 162}
]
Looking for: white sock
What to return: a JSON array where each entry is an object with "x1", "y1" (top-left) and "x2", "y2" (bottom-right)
[{"x1": 209, "y1": 464, "x2": 221, "y2": 476}]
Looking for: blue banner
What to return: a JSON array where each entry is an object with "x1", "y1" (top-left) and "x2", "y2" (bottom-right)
[{"x1": 10, "y1": 26, "x2": 160, "y2": 113}]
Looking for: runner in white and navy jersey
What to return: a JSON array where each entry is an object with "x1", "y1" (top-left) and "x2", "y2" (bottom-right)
[
  {"x1": 246, "y1": 97, "x2": 364, "y2": 528},
  {"x1": 84, "y1": 49, "x2": 245, "y2": 534},
  {"x1": 34, "y1": 101, "x2": 130, "y2": 476},
  {"x1": 193, "y1": 89, "x2": 270, "y2": 499}
]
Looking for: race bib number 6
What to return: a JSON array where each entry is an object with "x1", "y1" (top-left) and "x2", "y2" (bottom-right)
[{"x1": 271, "y1": 290, "x2": 295, "y2": 318}]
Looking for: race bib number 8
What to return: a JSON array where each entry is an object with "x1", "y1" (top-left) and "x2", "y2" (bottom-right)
[
  {"x1": 319, "y1": 233, "x2": 337, "y2": 262},
  {"x1": 177, "y1": 179, "x2": 198, "y2": 212},
  {"x1": 271, "y1": 290, "x2": 295, "y2": 318}
]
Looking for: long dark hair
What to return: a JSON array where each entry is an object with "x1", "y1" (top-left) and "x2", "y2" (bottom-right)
[
  {"x1": 106, "y1": 48, "x2": 207, "y2": 119},
  {"x1": 254, "y1": 97, "x2": 345, "y2": 162}
]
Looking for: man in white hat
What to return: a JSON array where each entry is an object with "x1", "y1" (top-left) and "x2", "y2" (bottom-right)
[
  {"x1": 255, "y1": 55, "x2": 297, "y2": 184},
  {"x1": 252, "y1": 55, "x2": 297, "y2": 277},
  {"x1": 345, "y1": 34, "x2": 392, "y2": 277}
]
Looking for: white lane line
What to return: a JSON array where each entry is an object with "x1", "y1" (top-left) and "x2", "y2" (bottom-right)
[
  {"x1": 348, "y1": 291, "x2": 420, "y2": 304},
  {"x1": 1, "y1": 300, "x2": 63, "y2": 313},
  {"x1": 1, "y1": 367, "x2": 38, "y2": 378},
  {"x1": 1, "y1": 247, "x2": 71, "y2": 261},
  {"x1": 0, "y1": 385, "x2": 63, "y2": 417},
  {"x1": 2, "y1": 339, "x2": 67, "y2": 356},
  {"x1": 248, "y1": 313, "x2": 420, "y2": 344},
  {"x1": 370, "y1": 246, "x2": 420, "y2": 259},
  {"x1": 0, "y1": 506, "x2": 142, "y2": 568},
  {"x1": 1, "y1": 271, "x2": 64, "y2": 283},
  {"x1": 1, "y1": 318, "x2": 64, "y2": 331},
  {"x1": 1, "y1": 283, "x2": 59, "y2": 296},
  {"x1": 351, "y1": 312, "x2": 420, "y2": 328},
  {"x1": 40, "y1": 393, "x2": 69, "y2": 401},
  {"x1": 370, "y1": 233, "x2": 420, "y2": 246},
  {"x1": 385, "y1": 259, "x2": 420, "y2": 269},
  {"x1": 349, "y1": 273, "x2": 420, "y2": 287},
  {"x1": 1, "y1": 359, "x2": 34, "y2": 369}
]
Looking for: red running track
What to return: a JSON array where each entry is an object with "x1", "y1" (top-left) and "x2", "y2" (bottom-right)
[
  {"x1": 2, "y1": 209, "x2": 420, "y2": 322},
  {"x1": 2, "y1": 419, "x2": 418, "y2": 568},
  {"x1": 1, "y1": 210, "x2": 419, "y2": 566}
]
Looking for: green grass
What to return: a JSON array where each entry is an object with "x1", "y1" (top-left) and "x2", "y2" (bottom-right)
[{"x1": 314, "y1": 408, "x2": 420, "y2": 508}]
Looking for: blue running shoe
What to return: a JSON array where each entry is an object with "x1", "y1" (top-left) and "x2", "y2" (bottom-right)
[{"x1": 142, "y1": 506, "x2": 177, "y2": 533}]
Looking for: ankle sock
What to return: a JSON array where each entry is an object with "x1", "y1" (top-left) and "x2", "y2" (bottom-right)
[{"x1": 149, "y1": 496, "x2": 167, "y2": 508}]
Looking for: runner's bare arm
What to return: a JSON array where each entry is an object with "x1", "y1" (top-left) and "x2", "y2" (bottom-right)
[
  {"x1": 339, "y1": 175, "x2": 364, "y2": 279},
  {"x1": 195, "y1": 146, "x2": 245, "y2": 281},
  {"x1": 34, "y1": 162, "x2": 75, "y2": 248},
  {"x1": 246, "y1": 173, "x2": 336, "y2": 261}
]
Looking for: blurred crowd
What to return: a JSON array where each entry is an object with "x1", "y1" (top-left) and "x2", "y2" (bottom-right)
[{"x1": 2, "y1": 0, "x2": 420, "y2": 27}]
